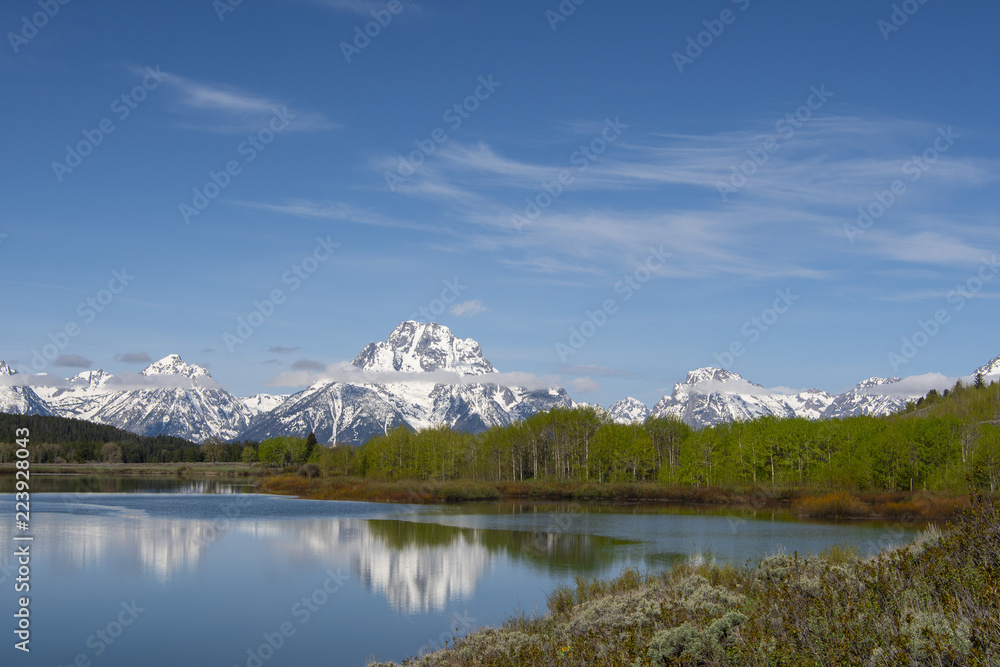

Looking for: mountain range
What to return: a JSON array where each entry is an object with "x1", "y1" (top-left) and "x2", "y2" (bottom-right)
[{"x1": 2, "y1": 322, "x2": 998, "y2": 444}]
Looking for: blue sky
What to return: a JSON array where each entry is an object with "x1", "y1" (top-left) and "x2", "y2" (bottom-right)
[{"x1": 2, "y1": 0, "x2": 998, "y2": 406}]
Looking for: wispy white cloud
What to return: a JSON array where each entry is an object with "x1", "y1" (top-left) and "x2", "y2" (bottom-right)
[
  {"x1": 449, "y1": 299, "x2": 486, "y2": 316},
  {"x1": 265, "y1": 360, "x2": 561, "y2": 391},
  {"x1": 570, "y1": 377, "x2": 599, "y2": 393},
  {"x1": 556, "y1": 364, "x2": 631, "y2": 377},
  {"x1": 159, "y1": 72, "x2": 335, "y2": 133},
  {"x1": 372, "y1": 115, "x2": 999, "y2": 281},
  {"x1": 231, "y1": 199, "x2": 449, "y2": 234},
  {"x1": 858, "y1": 373, "x2": 959, "y2": 397}
]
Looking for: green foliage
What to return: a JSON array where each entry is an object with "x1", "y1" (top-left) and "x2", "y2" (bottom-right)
[
  {"x1": 257, "y1": 435, "x2": 311, "y2": 466},
  {"x1": 339, "y1": 386, "x2": 1000, "y2": 494}
]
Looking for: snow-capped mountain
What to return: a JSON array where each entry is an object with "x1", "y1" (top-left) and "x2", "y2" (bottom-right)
[
  {"x1": 241, "y1": 322, "x2": 572, "y2": 444},
  {"x1": 240, "y1": 393, "x2": 290, "y2": 417},
  {"x1": 607, "y1": 397, "x2": 650, "y2": 424},
  {"x1": 0, "y1": 361, "x2": 53, "y2": 416},
  {"x1": 976, "y1": 355, "x2": 1000, "y2": 379},
  {"x1": 3, "y1": 331, "x2": 999, "y2": 443},
  {"x1": 82, "y1": 355, "x2": 253, "y2": 442},
  {"x1": 35, "y1": 369, "x2": 114, "y2": 420},
  {"x1": 784, "y1": 389, "x2": 838, "y2": 420},
  {"x1": 649, "y1": 368, "x2": 836, "y2": 428},
  {"x1": 819, "y1": 377, "x2": 915, "y2": 419},
  {"x1": 34, "y1": 356, "x2": 252, "y2": 442},
  {"x1": 353, "y1": 321, "x2": 497, "y2": 376}
]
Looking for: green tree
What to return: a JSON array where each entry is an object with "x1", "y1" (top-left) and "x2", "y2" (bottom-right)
[
  {"x1": 241, "y1": 445, "x2": 257, "y2": 464},
  {"x1": 258, "y1": 436, "x2": 301, "y2": 466}
]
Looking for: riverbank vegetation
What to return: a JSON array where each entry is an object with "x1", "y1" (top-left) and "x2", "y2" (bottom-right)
[{"x1": 367, "y1": 492, "x2": 1000, "y2": 666}]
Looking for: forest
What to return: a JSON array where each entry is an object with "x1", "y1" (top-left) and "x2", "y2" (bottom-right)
[{"x1": 320, "y1": 378, "x2": 1000, "y2": 494}]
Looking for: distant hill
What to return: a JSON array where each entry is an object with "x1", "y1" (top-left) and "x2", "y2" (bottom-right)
[{"x1": 898, "y1": 376, "x2": 1000, "y2": 423}]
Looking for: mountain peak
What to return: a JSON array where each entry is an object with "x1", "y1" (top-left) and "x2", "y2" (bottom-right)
[
  {"x1": 854, "y1": 377, "x2": 902, "y2": 389},
  {"x1": 0, "y1": 360, "x2": 16, "y2": 376},
  {"x1": 352, "y1": 321, "x2": 497, "y2": 376},
  {"x1": 607, "y1": 397, "x2": 650, "y2": 424},
  {"x1": 976, "y1": 355, "x2": 1000, "y2": 377},
  {"x1": 141, "y1": 355, "x2": 211, "y2": 379},
  {"x1": 683, "y1": 367, "x2": 753, "y2": 386}
]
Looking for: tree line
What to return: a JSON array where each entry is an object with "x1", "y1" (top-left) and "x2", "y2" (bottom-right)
[
  {"x1": 322, "y1": 380, "x2": 1000, "y2": 493},
  {"x1": 3, "y1": 379, "x2": 999, "y2": 494}
]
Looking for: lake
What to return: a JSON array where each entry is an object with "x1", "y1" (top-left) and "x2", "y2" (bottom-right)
[{"x1": 0, "y1": 477, "x2": 918, "y2": 666}]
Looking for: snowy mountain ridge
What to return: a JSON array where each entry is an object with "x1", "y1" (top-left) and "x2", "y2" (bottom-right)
[{"x1": 1, "y1": 324, "x2": 996, "y2": 440}]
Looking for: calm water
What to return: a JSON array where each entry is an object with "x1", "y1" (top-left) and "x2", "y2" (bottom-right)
[{"x1": 0, "y1": 477, "x2": 918, "y2": 666}]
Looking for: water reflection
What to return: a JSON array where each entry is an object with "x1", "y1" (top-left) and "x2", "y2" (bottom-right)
[
  {"x1": 0, "y1": 474, "x2": 254, "y2": 494},
  {"x1": 27, "y1": 497, "x2": 630, "y2": 612}
]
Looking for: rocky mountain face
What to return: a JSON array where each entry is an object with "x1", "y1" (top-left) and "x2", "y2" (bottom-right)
[
  {"x1": 607, "y1": 397, "x2": 651, "y2": 425},
  {"x1": 819, "y1": 377, "x2": 914, "y2": 419},
  {"x1": 241, "y1": 322, "x2": 572, "y2": 444},
  {"x1": 0, "y1": 361, "x2": 53, "y2": 416},
  {"x1": 976, "y1": 355, "x2": 1000, "y2": 379},
  {"x1": 31, "y1": 356, "x2": 251, "y2": 442},
  {"x1": 646, "y1": 368, "x2": 835, "y2": 428},
  {"x1": 1, "y1": 326, "x2": 995, "y2": 441}
]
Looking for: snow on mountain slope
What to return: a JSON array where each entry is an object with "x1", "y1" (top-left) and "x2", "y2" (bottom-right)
[
  {"x1": 242, "y1": 322, "x2": 571, "y2": 444},
  {"x1": 80, "y1": 354, "x2": 250, "y2": 442},
  {"x1": 607, "y1": 397, "x2": 650, "y2": 424},
  {"x1": 649, "y1": 368, "x2": 836, "y2": 428},
  {"x1": 240, "y1": 393, "x2": 290, "y2": 417},
  {"x1": 0, "y1": 361, "x2": 53, "y2": 416},
  {"x1": 783, "y1": 389, "x2": 837, "y2": 420},
  {"x1": 976, "y1": 355, "x2": 1000, "y2": 379},
  {"x1": 35, "y1": 369, "x2": 114, "y2": 420},
  {"x1": 820, "y1": 377, "x2": 915, "y2": 419},
  {"x1": 353, "y1": 321, "x2": 497, "y2": 376}
]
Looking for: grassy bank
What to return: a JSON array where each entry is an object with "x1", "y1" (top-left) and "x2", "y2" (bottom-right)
[
  {"x1": 256, "y1": 475, "x2": 966, "y2": 520},
  {"x1": 369, "y1": 493, "x2": 999, "y2": 666}
]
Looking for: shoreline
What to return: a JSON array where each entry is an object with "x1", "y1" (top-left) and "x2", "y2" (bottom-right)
[
  {"x1": 367, "y1": 494, "x2": 998, "y2": 667},
  {"x1": 256, "y1": 474, "x2": 966, "y2": 520},
  {"x1": 1, "y1": 463, "x2": 967, "y2": 520}
]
